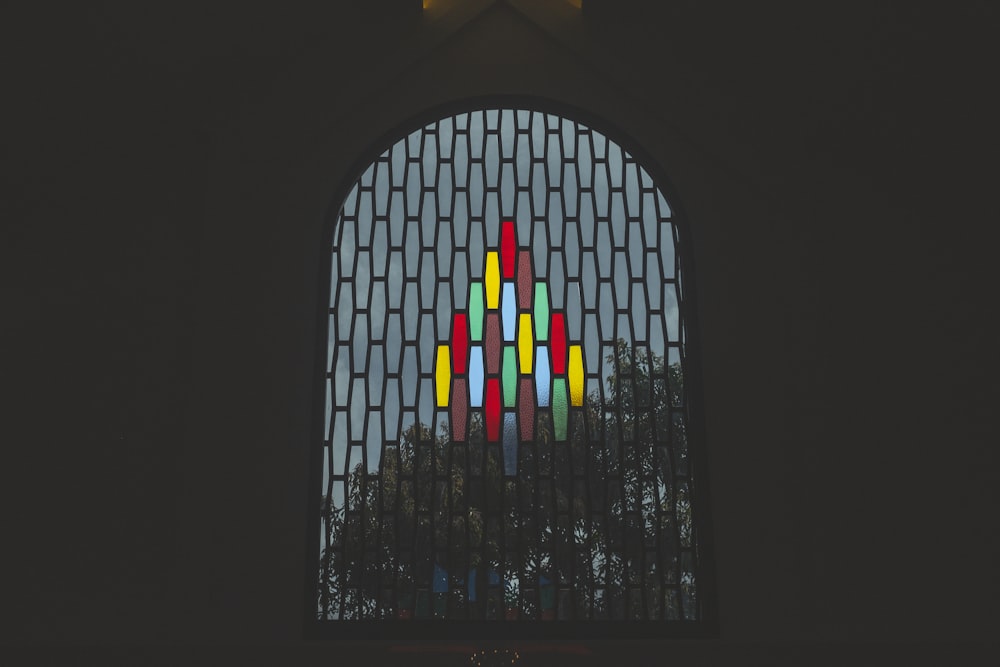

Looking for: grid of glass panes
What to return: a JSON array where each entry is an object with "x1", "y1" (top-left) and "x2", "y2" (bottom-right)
[{"x1": 320, "y1": 109, "x2": 699, "y2": 622}]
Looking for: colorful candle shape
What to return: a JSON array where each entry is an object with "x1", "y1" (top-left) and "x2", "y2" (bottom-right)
[
  {"x1": 469, "y1": 346, "x2": 484, "y2": 407},
  {"x1": 535, "y1": 347, "x2": 550, "y2": 407},
  {"x1": 517, "y1": 251, "x2": 533, "y2": 309},
  {"x1": 451, "y1": 378, "x2": 467, "y2": 441},
  {"x1": 485, "y1": 312, "x2": 501, "y2": 374},
  {"x1": 453, "y1": 313, "x2": 468, "y2": 374},
  {"x1": 501, "y1": 221, "x2": 516, "y2": 279},
  {"x1": 469, "y1": 281, "x2": 484, "y2": 341},
  {"x1": 502, "y1": 283, "x2": 516, "y2": 342},
  {"x1": 552, "y1": 378, "x2": 568, "y2": 441},
  {"x1": 485, "y1": 251, "x2": 500, "y2": 309},
  {"x1": 485, "y1": 378, "x2": 501, "y2": 441},
  {"x1": 534, "y1": 283, "x2": 549, "y2": 341},
  {"x1": 436, "y1": 345, "x2": 450, "y2": 407},
  {"x1": 568, "y1": 345, "x2": 584, "y2": 407},
  {"x1": 551, "y1": 313, "x2": 566, "y2": 374},
  {"x1": 502, "y1": 346, "x2": 517, "y2": 407},
  {"x1": 518, "y1": 313, "x2": 533, "y2": 374}
]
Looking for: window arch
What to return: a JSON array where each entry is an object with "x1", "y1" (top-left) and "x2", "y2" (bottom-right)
[{"x1": 309, "y1": 103, "x2": 712, "y2": 639}]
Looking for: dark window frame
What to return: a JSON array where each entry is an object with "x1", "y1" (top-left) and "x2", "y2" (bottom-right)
[{"x1": 305, "y1": 96, "x2": 717, "y2": 640}]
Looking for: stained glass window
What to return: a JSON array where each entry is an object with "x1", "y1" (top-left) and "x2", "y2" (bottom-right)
[{"x1": 313, "y1": 108, "x2": 708, "y2": 636}]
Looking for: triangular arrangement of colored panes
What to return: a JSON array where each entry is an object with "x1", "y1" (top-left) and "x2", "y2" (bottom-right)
[{"x1": 436, "y1": 221, "x2": 585, "y2": 475}]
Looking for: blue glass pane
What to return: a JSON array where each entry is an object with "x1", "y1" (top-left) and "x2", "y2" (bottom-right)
[
  {"x1": 433, "y1": 563, "x2": 449, "y2": 593},
  {"x1": 535, "y1": 347, "x2": 551, "y2": 407},
  {"x1": 502, "y1": 283, "x2": 516, "y2": 342},
  {"x1": 469, "y1": 346, "x2": 484, "y2": 408}
]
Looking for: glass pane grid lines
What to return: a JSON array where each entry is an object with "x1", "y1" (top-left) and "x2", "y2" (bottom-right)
[{"x1": 316, "y1": 109, "x2": 704, "y2": 633}]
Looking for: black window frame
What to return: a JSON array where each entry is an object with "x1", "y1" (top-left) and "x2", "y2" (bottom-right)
[{"x1": 304, "y1": 96, "x2": 717, "y2": 641}]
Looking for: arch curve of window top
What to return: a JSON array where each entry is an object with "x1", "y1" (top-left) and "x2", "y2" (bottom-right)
[{"x1": 317, "y1": 107, "x2": 705, "y2": 631}]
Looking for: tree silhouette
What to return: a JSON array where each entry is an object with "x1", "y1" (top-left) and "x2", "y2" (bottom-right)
[{"x1": 318, "y1": 339, "x2": 697, "y2": 621}]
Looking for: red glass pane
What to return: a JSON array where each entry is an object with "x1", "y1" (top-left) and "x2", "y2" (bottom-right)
[
  {"x1": 501, "y1": 220, "x2": 516, "y2": 279},
  {"x1": 452, "y1": 313, "x2": 468, "y2": 374},
  {"x1": 485, "y1": 312, "x2": 502, "y2": 375},
  {"x1": 451, "y1": 378, "x2": 468, "y2": 441},
  {"x1": 517, "y1": 250, "x2": 532, "y2": 309},
  {"x1": 519, "y1": 378, "x2": 535, "y2": 441},
  {"x1": 485, "y1": 378, "x2": 501, "y2": 441},
  {"x1": 551, "y1": 312, "x2": 567, "y2": 374}
]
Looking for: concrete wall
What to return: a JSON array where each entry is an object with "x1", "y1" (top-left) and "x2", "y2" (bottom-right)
[{"x1": 4, "y1": 1, "x2": 996, "y2": 663}]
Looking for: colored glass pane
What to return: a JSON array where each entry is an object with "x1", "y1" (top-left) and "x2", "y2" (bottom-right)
[
  {"x1": 552, "y1": 378, "x2": 568, "y2": 441},
  {"x1": 485, "y1": 378, "x2": 501, "y2": 441},
  {"x1": 485, "y1": 251, "x2": 500, "y2": 309},
  {"x1": 451, "y1": 378, "x2": 468, "y2": 441},
  {"x1": 503, "y1": 413, "x2": 517, "y2": 476},
  {"x1": 485, "y1": 313, "x2": 501, "y2": 374},
  {"x1": 501, "y1": 220, "x2": 516, "y2": 278},
  {"x1": 535, "y1": 347, "x2": 551, "y2": 407},
  {"x1": 517, "y1": 313, "x2": 533, "y2": 374},
  {"x1": 517, "y1": 251, "x2": 532, "y2": 308},
  {"x1": 502, "y1": 283, "x2": 516, "y2": 342},
  {"x1": 518, "y1": 378, "x2": 535, "y2": 441},
  {"x1": 568, "y1": 345, "x2": 584, "y2": 406},
  {"x1": 502, "y1": 346, "x2": 517, "y2": 407},
  {"x1": 469, "y1": 281, "x2": 484, "y2": 341},
  {"x1": 453, "y1": 313, "x2": 468, "y2": 374},
  {"x1": 533, "y1": 283, "x2": 549, "y2": 341},
  {"x1": 435, "y1": 345, "x2": 450, "y2": 407},
  {"x1": 551, "y1": 313, "x2": 566, "y2": 374},
  {"x1": 469, "y1": 346, "x2": 484, "y2": 407}
]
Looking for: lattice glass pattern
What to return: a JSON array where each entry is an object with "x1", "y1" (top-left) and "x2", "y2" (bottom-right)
[{"x1": 318, "y1": 109, "x2": 700, "y2": 624}]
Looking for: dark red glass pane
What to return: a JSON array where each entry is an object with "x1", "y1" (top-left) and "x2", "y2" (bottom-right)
[
  {"x1": 485, "y1": 312, "x2": 501, "y2": 375},
  {"x1": 501, "y1": 220, "x2": 516, "y2": 279},
  {"x1": 452, "y1": 313, "x2": 468, "y2": 374},
  {"x1": 551, "y1": 312, "x2": 567, "y2": 374},
  {"x1": 519, "y1": 377, "x2": 535, "y2": 441},
  {"x1": 485, "y1": 378, "x2": 501, "y2": 441},
  {"x1": 517, "y1": 250, "x2": 532, "y2": 309},
  {"x1": 451, "y1": 378, "x2": 467, "y2": 441}
]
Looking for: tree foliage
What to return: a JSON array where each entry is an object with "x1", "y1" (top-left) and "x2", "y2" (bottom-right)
[{"x1": 319, "y1": 339, "x2": 697, "y2": 621}]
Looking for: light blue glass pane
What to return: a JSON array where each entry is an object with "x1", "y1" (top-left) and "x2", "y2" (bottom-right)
[
  {"x1": 535, "y1": 347, "x2": 550, "y2": 407},
  {"x1": 503, "y1": 413, "x2": 518, "y2": 477},
  {"x1": 469, "y1": 346, "x2": 484, "y2": 407},
  {"x1": 502, "y1": 283, "x2": 516, "y2": 342}
]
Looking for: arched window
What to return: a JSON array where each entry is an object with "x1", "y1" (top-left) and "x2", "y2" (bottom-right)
[{"x1": 308, "y1": 104, "x2": 712, "y2": 639}]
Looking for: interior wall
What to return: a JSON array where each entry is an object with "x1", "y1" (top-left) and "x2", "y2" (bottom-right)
[{"x1": 3, "y1": 1, "x2": 996, "y2": 664}]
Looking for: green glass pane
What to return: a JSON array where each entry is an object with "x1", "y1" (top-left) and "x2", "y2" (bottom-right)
[
  {"x1": 503, "y1": 346, "x2": 517, "y2": 407},
  {"x1": 469, "y1": 281, "x2": 484, "y2": 341},
  {"x1": 540, "y1": 584, "x2": 556, "y2": 610},
  {"x1": 534, "y1": 283, "x2": 549, "y2": 341},
  {"x1": 553, "y1": 378, "x2": 568, "y2": 440}
]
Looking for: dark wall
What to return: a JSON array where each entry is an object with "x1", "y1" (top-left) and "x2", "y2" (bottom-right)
[{"x1": 3, "y1": 1, "x2": 996, "y2": 664}]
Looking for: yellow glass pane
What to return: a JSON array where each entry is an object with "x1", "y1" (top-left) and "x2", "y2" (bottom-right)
[
  {"x1": 569, "y1": 345, "x2": 584, "y2": 406},
  {"x1": 435, "y1": 345, "x2": 451, "y2": 407},
  {"x1": 485, "y1": 251, "x2": 500, "y2": 309},
  {"x1": 518, "y1": 313, "x2": 533, "y2": 374}
]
